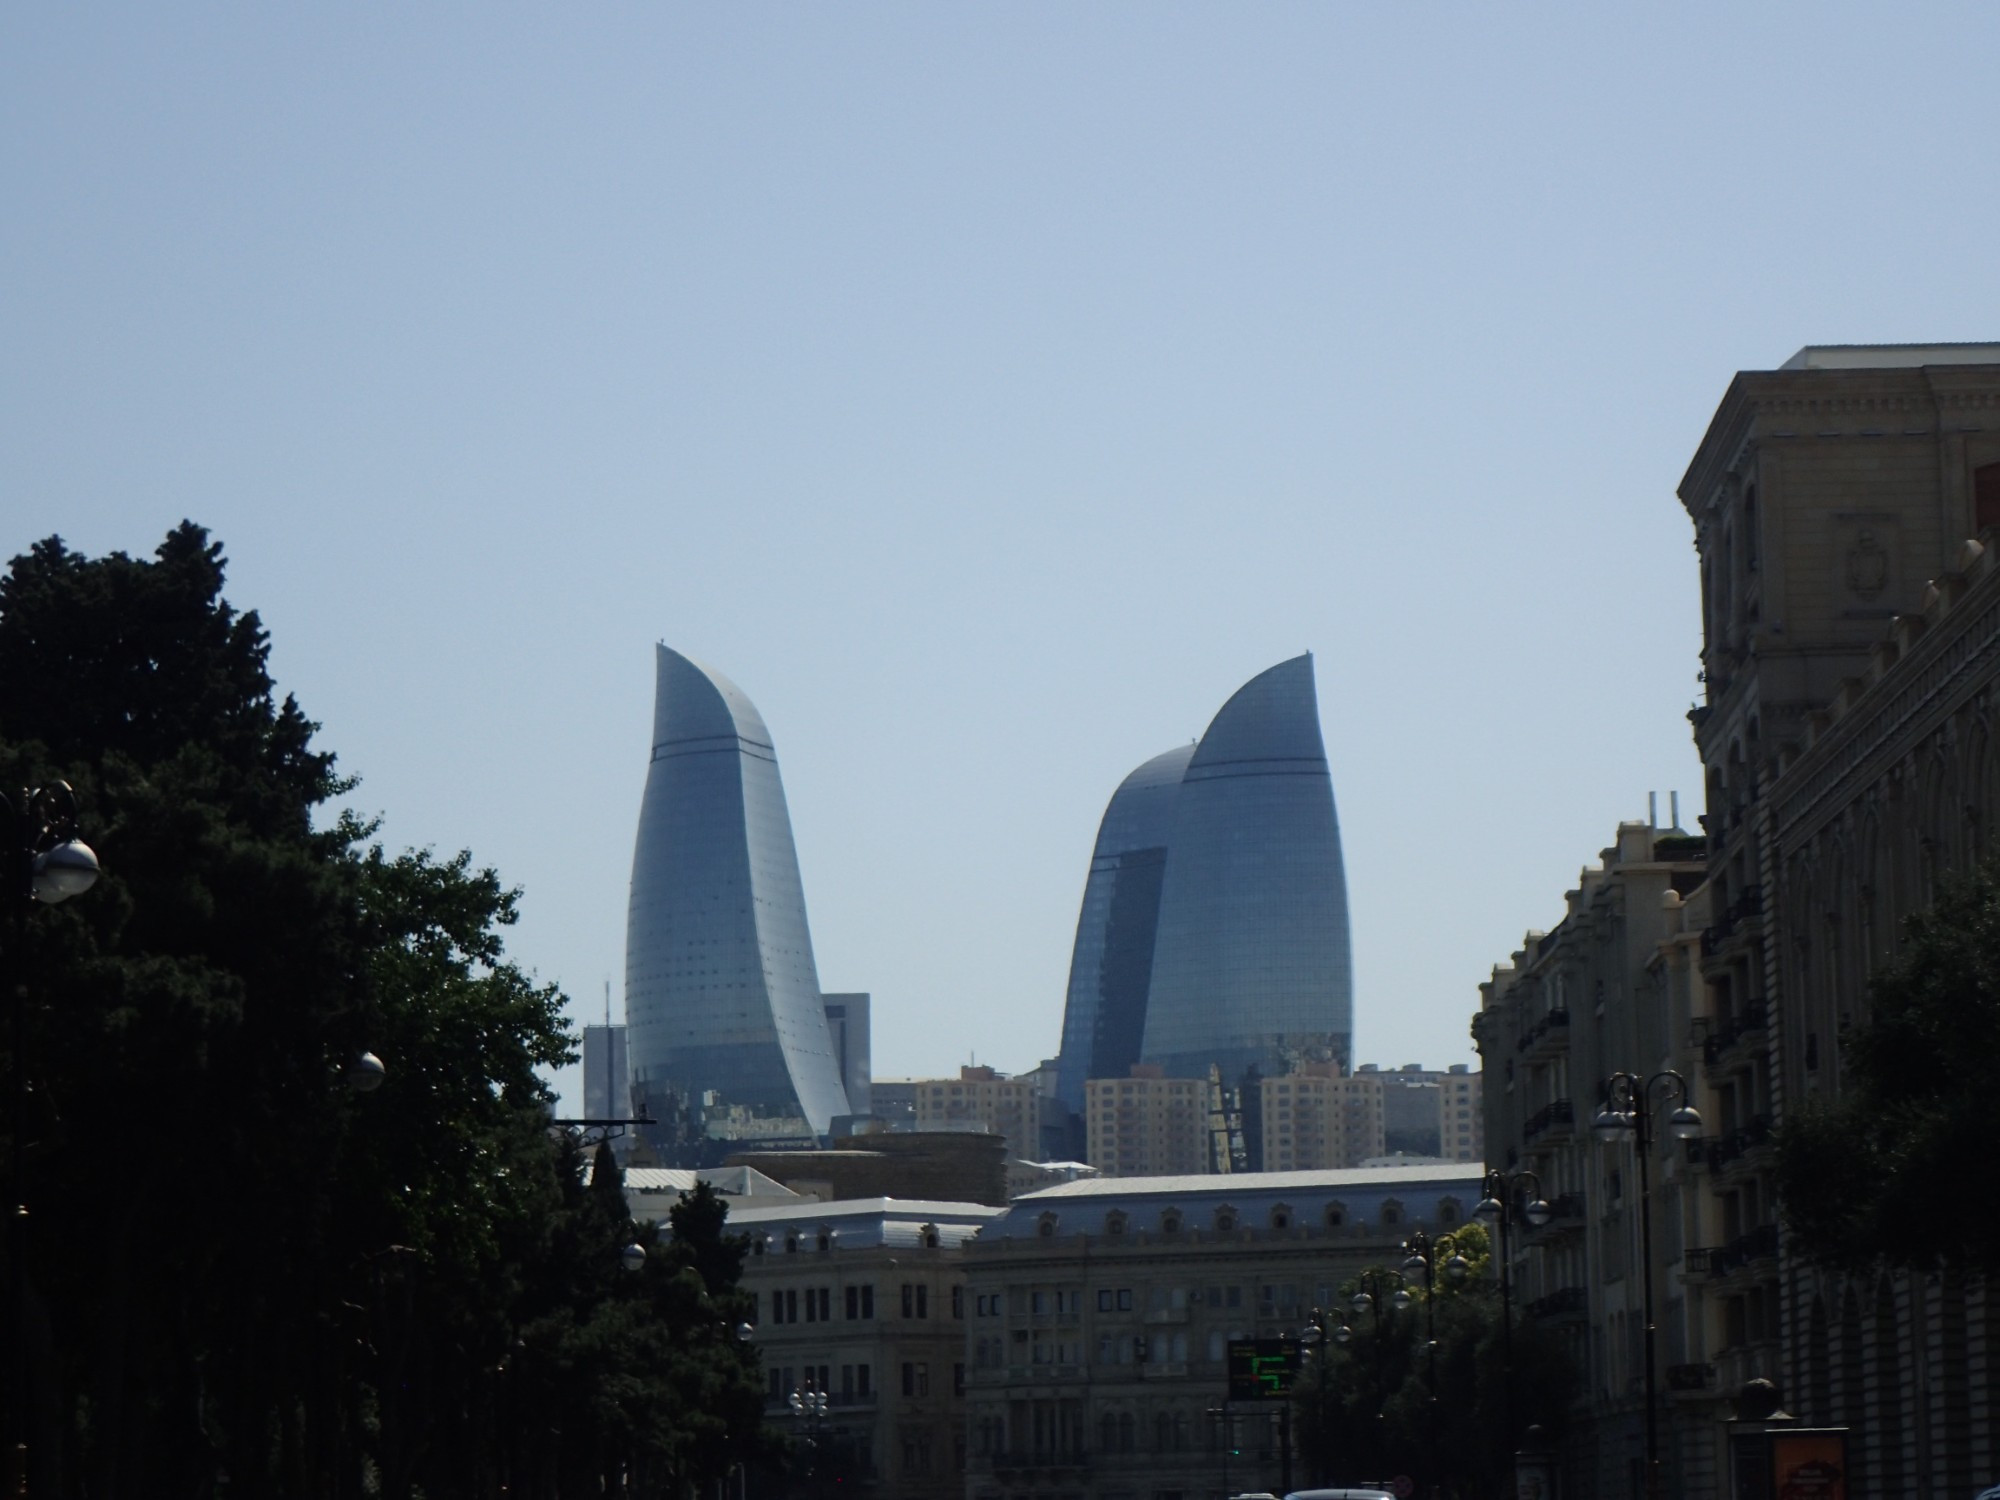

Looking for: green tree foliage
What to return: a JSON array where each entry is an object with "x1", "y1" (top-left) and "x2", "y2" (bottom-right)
[
  {"x1": 0, "y1": 524, "x2": 765, "y2": 1498},
  {"x1": 1293, "y1": 1224, "x2": 1575, "y2": 1496},
  {"x1": 1776, "y1": 856, "x2": 2000, "y2": 1273}
]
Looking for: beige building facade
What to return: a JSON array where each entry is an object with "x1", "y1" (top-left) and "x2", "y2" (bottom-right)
[
  {"x1": 1475, "y1": 818, "x2": 1718, "y2": 1498},
  {"x1": 1084, "y1": 1067, "x2": 1211, "y2": 1177},
  {"x1": 960, "y1": 1164, "x2": 1485, "y2": 1500},
  {"x1": 1256, "y1": 1061, "x2": 1385, "y2": 1170},
  {"x1": 911, "y1": 1067, "x2": 1046, "y2": 1164},
  {"x1": 1679, "y1": 345, "x2": 2000, "y2": 1496},
  {"x1": 733, "y1": 1197, "x2": 1005, "y2": 1500}
]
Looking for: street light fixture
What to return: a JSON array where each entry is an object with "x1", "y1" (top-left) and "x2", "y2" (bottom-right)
[
  {"x1": 620, "y1": 1241, "x2": 647, "y2": 1274},
  {"x1": 789, "y1": 1386, "x2": 830, "y2": 1500},
  {"x1": 1474, "y1": 1167, "x2": 1552, "y2": 1458},
  {"x1": 1595, "y1": 1070, "x2": 1702, "y2": 1500},
  {"x1": 346, "y1": 1051, "x2": 387, "y2": 1093},
  {"x1": 1297, "y1": 1306, "x2": 1346, "y2": 1488},
  {"x1": 5, "y1": 780, "x2": 99, "y2": 1497},
  {"x1": 1401, "y1": 1228, "x2": 1470, "y2": 1499}
]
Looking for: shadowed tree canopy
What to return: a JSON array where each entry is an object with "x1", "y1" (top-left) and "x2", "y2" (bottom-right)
[
  {"x1": 0, "y1": 523, "x2": 765, "y2": 1500},
  {"x1": 1777, "y1": 856, "x2": 2000, "y2": 1273}
]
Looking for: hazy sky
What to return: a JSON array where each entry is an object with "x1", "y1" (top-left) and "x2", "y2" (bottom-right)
[{"x1": 7, "y1": 6, "x2": 1996, "y2": 1112}]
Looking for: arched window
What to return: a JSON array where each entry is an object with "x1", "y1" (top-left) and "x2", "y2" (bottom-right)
[
  {"x1": 1213, "y1": 1204, "x2": 1238, "y2": 1233},
  {"x1": 1438, "y1": 1197, "x2": 1461, "y2": 1227},
  {"x1": 1323, "y1": 1201, "x2": 1346, "y2": 1229},
  {"x1": 1270, "y1": 1203, "x2": 1293, "y2": 1231},
  {"x1": 1161, "y1": 1208, "x2": 1182, "y2": 1234},
  {"x1": 920, "y1": 1223, "x2": 941, "y2": 1249},
  {"x1": 1381, "y1": 1199, "x2": 1403, "y2": 1228},
  {"x1": 1105, "y1": 1211, "x2": 1128, "y2": 1237},
  {"x1": 1036, "y1": 1212, "x2": 1059, "y2": 1239}
]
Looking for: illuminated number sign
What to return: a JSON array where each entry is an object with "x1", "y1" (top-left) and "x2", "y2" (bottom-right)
[{"x1": 1226, "y1": 1339, "x2": 1298, "y2": 1401}]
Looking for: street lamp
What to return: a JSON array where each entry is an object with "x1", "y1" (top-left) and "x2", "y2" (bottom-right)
[
  {"x1": 789, "y1": 1386, "x2": 830, "y2": 1500},
  {"x1": 4, "y1": 781, "x2": 100, "y2": 1496},
  {"x1": 1595, "y1": 1070, "x2": 1703, "y2": 1500},
  {"x1": 621, "y1": 1241, "x2": 647, "y2": 1274},
  {"x1": 1401, "y1": 1229, "x2": 1470, "y2": 1499},
  {"x1": 1474, "y1": 1167, "x2": 1551, "y2": 1456},
  {"x1": 1297, "y1": 1306, "x2": 1346, "y2": 1487},
  {"x1": 1347, "y1": 1268, "x2": 1402, "y2": 1476}
]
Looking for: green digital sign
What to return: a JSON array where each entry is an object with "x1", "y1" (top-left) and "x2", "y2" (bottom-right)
[{"x1": 1225, "y1": 1339, "x2": 1298, "y2": 1401}]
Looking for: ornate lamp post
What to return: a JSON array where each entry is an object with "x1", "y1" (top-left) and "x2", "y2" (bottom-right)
[
  {"x1": 1401, "y1": 1230, "x2": 1470, "y2": 1498},
  {"x1": 1475, "y1": 1167, "x2": 1552, "y2": 1453},
  {"x1": 789, "y1": 1386, "x2": 830, "y2": 1500},
  {"x1": 1595, "y1": 1070, "x2": 1703, "y2": 1500},
  {"x1": 4, "y1": 781, "x2": 100, "y2": 1496},
  {"x1": 1297, "y1": 1306, "x2": 1345, "y2": 1488},
  {"x1": 1348, "y1": 1268, "x2": 1402, "y2": 1477}
]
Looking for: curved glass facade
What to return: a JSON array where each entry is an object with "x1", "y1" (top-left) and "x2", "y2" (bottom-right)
[
  {"x1": 1056, "y1": 655, "x2": 1353, "y2": 1099},
  {"x1": 624, "y1": 646, "x2": 851, "y2": 1139},
  {"x1": 1053, "y1": 744, "x2": 1195, "y2": 1111}
]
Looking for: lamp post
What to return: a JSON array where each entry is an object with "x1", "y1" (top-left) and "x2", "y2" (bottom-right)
[
  {"x1": 1297, "y1": 1306, "x2": 1345, "y2": 1488},
  {"x1": 1595, "y1": 1070, "x2": 1703, "y2": 1500},
  {"x1": 1475, "y1": 1168, "x2": 1552, "y2": 1456},
  {"x1": 1348, "y1": 1268, "x2": 1402, "y2": 1478},
  {"x1": 1400, "y1": 1230, "x2": 1469, "y2": 1499},
  {"x1": 4, "y1": 781, "x2": 100, "y2": 1497},
  {"x1": 788, "y1": 1386, "x2": 829, "y2": 1500}
]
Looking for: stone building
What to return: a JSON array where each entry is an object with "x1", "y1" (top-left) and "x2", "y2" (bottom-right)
[
  {"x1": 1256, "y1": 1061, "x2": 1385, "y2": 1170},
  {"x1": 1084, "y1": 1066, "x2": 1213, "y2": 1177},
  {"x1": 1679, "y1": 344, "x2": 2000, "y2": 1495},
  {"x1": 1474, "y1": 817, "x2": 1714, "y2": 1498},
  {"x1": 733, "y1": 1197, "x2": 1006, "y2": 1500},
  {"x1": 727, "y1": 1132, "x2": 1011, "y2": 1208},
  {"x1": 1361, "y1": 1063, "x2": 1483, "y2": 1162},
  {"x1": 959, "y1": 1164, "x2": 1484, "y2": 1500},
  {"x1": 911, "y1": 1067, "x2": 1046, "y2": 1163}
]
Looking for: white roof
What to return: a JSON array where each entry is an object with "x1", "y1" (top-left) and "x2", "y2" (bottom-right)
[{"x1": 1780, "y1": 343, "x2": 2000, "y2": 370}]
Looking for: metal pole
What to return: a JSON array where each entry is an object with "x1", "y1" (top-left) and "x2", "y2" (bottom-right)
[
  {"x1": 6, "y1": 791, "x2": 29, "y2": 1500},
  {"x1": 1636, "y1": 1100, "x2": 1660, "y2": 1500},
  {"x1": 1498, "y1": 1198, "x2": 1516, "y2": 1453}
]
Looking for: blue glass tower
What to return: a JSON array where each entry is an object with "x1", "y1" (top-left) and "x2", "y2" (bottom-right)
[
  {"x1": 625, "y1": 646, "x2": 851, "y2": 1140},
  {"x1": 1053, "y1": 744, "x2": 1193, "y2": 1112},
  {"x1": 1055, "y1": 655, "x2": 1353, "y2": 1105}
]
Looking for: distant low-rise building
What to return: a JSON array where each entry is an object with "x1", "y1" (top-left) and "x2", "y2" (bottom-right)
[
  {"x1": 961, "y1": 1164, "x2": 1486, "y2": 1500},
  {"x1": 1258, "y1": 1060, "x2": 1384, "y2": 1170},
  {"x1": 910, "y1": 1066, "x2": 1044, "y2": 1162},
  {"x1": 1084, "y1": 1066, "x2": 1211, "y2": 1177},
  {"x1": 731, "y1": 1197, "x2": 1005, "y2": 1500}
]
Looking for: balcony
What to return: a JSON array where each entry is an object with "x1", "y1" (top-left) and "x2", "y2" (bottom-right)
[
  {"x1": 1526, "y1": 1286, "x2": 1587, "y2": 1321},
  {"x1": 1699, "y1": 885, "x2": 1764, "y2": 958},
  {"x1": 1516, "y1": 1006, "x2": 1572, "y2": 1058},
  {"x1": 1703, "y1": 1002, "x2": 1769, "y2": 1068},
  {"x1": 1701, "y1": 1223, "x2": 1780, "y2": 1280},
  {"x1": 989, "y1": 1449, "x2": 1090, "y2": 1477},
  {"x1": 1523, "y1": 1098, "x2": 1576, "y2": 1144},
  {"x1": 1666, "y1": 1362, "x2": 1715, "y2": 1395},
  {"x1": 1686, "y1": 1114, "x2": 1772, "y2": 1173}
]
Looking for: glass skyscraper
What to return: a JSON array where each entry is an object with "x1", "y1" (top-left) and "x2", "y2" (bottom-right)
[
  {"x1": 624, "y1": 646, "x2": 851, "y2": 1141},
  {"x1": 1055, "y1": 655, "x2": 1353, "y2": 1110}
]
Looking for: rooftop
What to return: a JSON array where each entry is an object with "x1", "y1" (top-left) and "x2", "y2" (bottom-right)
[{"x1": 1780, "y1": 342, "x2": 2000, "y2": 370}]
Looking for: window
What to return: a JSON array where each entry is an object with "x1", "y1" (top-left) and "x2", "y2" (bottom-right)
[
  {"x1": 902, "y1": 1282, "x2": 927, "y2": 1318},
  {"x1": 902, "y1": 1361, "x2": 930, "y2": 1397},
  {"x1": 1161, "y1": 1209, "x2": 1182, "y2": 1234},
  {"x1": 1978, "y1": 462, "x2": 2000, "y2": 535},
  {"x1": 1213, "y1": 1206, "x2": 1237, "y2": 1232},
  {"x1": 1381, "y1": 1200, "x2": 1403, "y2": 1227},
  {"x1": 952, "y1": 1285, "x2": 964, "y2": 1319},
  {"x1": 1324, "y1": 1202, "x2": 1346, "y2": 1228}
]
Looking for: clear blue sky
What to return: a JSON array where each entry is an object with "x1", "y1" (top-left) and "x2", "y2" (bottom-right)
[{"x1": 6, "y1": 6, "x2": 1995, "y2": 1112}]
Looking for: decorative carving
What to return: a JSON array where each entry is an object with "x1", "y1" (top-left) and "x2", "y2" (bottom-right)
[{"x1": 1847, "y1": 530, "x2": 1890, "y2": 598}]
